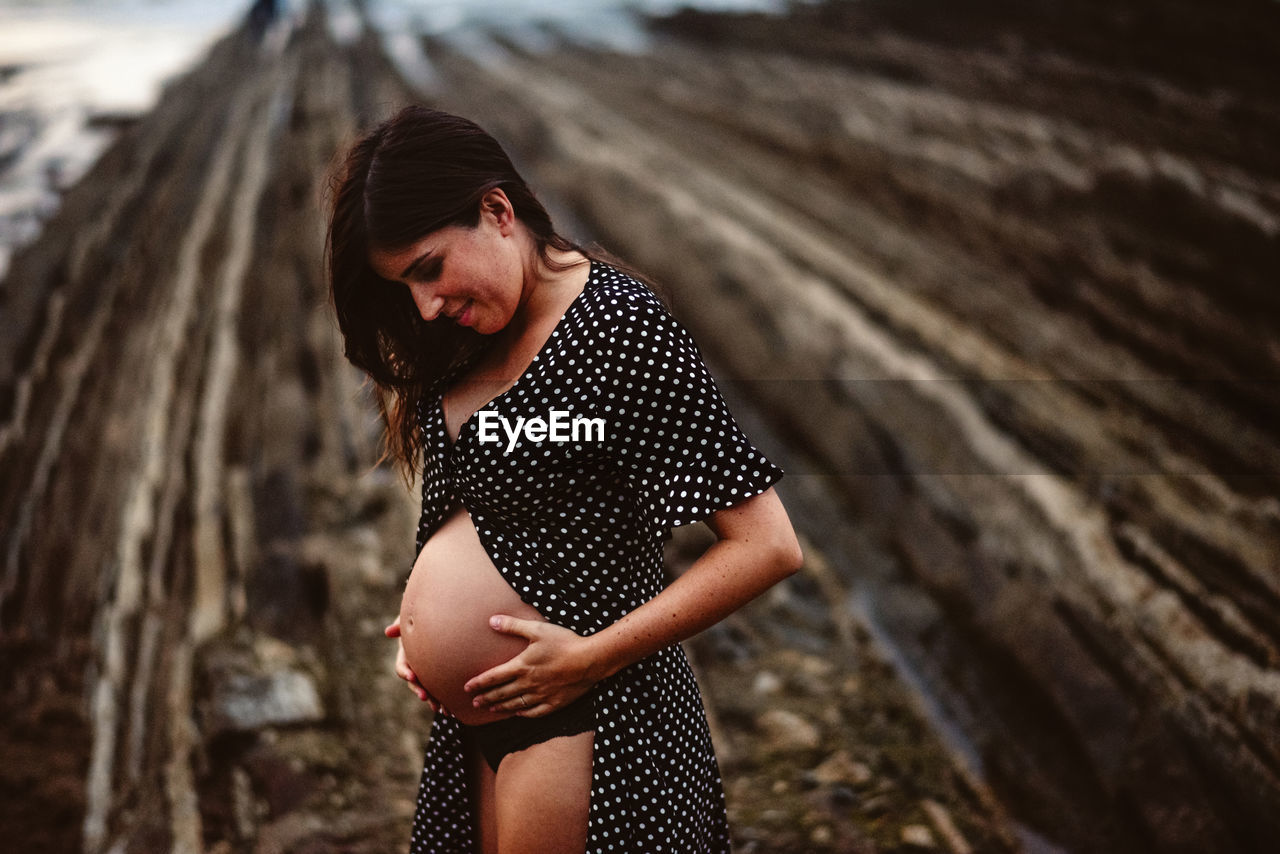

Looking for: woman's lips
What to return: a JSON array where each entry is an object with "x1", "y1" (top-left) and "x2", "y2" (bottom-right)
[{"x1": 457, "y1": 301, "x2": 473, "y2": 326}]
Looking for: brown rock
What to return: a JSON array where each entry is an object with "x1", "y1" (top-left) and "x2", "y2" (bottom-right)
[
  {"x1": 810, "y1": 750, "x2": 873, "y2": 787},
  {"x1": 758, "y1": 708, "x2": 821, "y2": 754}
]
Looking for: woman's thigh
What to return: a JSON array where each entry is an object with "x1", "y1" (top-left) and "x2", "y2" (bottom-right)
[{"x1": 494, "y1": 729, "x2": 594, "y2": 854}]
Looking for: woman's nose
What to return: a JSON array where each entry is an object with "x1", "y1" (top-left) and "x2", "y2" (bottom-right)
[{"x1": 409, "y1": 283, "x2": 444, "y2": 321}]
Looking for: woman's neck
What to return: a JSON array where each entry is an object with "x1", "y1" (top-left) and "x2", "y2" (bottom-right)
[{"x1": 504, "y1": 244, "x2": 589, "y2": 341}]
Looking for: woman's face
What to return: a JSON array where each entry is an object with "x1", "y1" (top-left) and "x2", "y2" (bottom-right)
[{"x1": 368, "y1": 191, "x2": 527, "y2": 335}]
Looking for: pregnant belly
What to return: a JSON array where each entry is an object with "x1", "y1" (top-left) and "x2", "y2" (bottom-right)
[{"x1": 400, "y1": 505, "x2": 545, "y2": 725}]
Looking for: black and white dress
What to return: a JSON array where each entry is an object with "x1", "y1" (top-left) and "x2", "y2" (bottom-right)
[{"x1": 408, "y1": 260, "x2": 784, "y2": 853}]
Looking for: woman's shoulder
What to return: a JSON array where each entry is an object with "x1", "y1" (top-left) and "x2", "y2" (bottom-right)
[{"x1": 582, "y1": 259, "x2": 677, "y2": 332}]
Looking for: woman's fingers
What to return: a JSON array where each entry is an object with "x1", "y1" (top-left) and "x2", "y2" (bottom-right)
[
  {"x1": 465, "y1": 621, "x2": 595, "y2": 711},
  {"x1": 500, "y1": 694, "x2": 544, "y2": 715},
  {"x1": 485, "y1": 614, "x2": 545, "y2": 640},
  {"x1": 389, "y1": 624, "x2": 439, "y2": 707},
  {"x1": 418, "y1": 684, "x2": 449, "y2": 715},
  {"x1": 424, "y1": 693, "x2": 440, "y2": 713},
  {"x1": 479, "y1": 678, "x2": 586, "y2": 715},
  {"x1": 515, "y1": 700, "x2": 554, "y2": 718},
  {"x1": 394, "y1": 641, "x2": 415, "y2": 681},
  {"x1": 401, "y1": 657, "x2": 448, "y2": 712},
  {"x1": 463, "y1": 660, "x2": 522, "y2": 698},
  {"x1": 388, "y1": 630, "x2": 450, "y2": 713}
]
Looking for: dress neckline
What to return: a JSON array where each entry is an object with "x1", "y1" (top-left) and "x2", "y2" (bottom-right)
[{"x1": 438, "y1": 257, "x2": 599, "y2": 453}]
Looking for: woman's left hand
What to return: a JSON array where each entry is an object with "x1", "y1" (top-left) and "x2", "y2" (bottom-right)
[{"x1": 463, "y1": 616, "x2": 600, "y2": 717}]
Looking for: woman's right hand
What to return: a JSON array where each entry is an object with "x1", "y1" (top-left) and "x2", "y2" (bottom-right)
[{"x1": 385, "y1": 616, "x2": 450, "y2": 716}]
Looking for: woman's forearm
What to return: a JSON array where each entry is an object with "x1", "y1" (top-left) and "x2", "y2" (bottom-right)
[{"x1": 582, "y1": 535, "x2": 802, "y2": 682}]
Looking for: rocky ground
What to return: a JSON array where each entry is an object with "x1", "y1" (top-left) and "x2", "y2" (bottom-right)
[
  {"x1": 671, "y1": 525, "x2": 1022, "y2": 854},
  {"x1": 3, "y1": 1, "x2": 1279, "y2": 852}
]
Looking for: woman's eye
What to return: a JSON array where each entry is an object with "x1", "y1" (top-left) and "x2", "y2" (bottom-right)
[{"x1": 415, "y1": 258, "x2": 444, "y2": 283}]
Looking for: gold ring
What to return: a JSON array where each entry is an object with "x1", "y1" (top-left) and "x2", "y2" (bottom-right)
[{"x1": 520, "y1": 694, "x2": 528, "y2": 709}]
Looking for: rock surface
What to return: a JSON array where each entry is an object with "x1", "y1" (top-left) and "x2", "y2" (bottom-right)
[
  {"x1": 416, "y1": 2, "x2": 1280, "y2": 850},
  {"x1": 2, "y1": 1, "x2": 1278, "y2": 852},
  {"x1": 202, "y1": 635, "x2": 325, "y2": 735},
  {"x1": 0, "y1": 8, "x2": 427, "y2": 852}
]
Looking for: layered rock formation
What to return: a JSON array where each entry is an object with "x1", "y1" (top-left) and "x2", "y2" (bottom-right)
[
  {"x1": 3, "y1": 1, "x2": 1277, "y2": 852},
  {"x1": 0, "y1": 10, "x2": 432, "y2": 851},
  {"x1": 416, "y1": 3, "x2": 1280, "y2": 851}
]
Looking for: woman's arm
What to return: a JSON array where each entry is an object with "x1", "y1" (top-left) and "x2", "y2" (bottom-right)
[
  {"x1": 463, "y1": 487, "x2": 802, "y2": 716},
  {"x1": 583, "y1": 487, "x2": 801, "y2": 680}
]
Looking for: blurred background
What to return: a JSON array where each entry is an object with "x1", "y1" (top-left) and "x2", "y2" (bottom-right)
[{"x1": 2, "y1": 1, "x2": 1278, "y2": 852}]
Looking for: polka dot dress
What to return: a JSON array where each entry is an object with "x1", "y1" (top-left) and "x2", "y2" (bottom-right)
[{"x1": 408, "y1": 260, "x2": 784, "y2": 853}]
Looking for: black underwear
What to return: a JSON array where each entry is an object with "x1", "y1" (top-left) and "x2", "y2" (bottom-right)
[{"x1": 465, "y1": 690, "x2": 596, "y2": 772}]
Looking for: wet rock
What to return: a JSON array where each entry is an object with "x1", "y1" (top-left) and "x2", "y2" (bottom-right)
[
  {"x1": 819, "y1": 703, "x2": 845, "y2": 728},
  {"x1": 859, "y1": 794, "x2": 891, "y2": 817},
  {"x1": 922, "y1": 797, "x2": 973, "y2": 854},
  {"x1": 902, "y1": 823, "x2": 937, "y2": 848},
  {"x1": 208, "y1": 669, "x2": 323, "y2": 734},
  {"x1": 759, "y1": 808, "x2": 789, "y2": 827},
  {"x1": 809, "y1": 823, "x2": 834, "y2": 845},
  {"x1": 779, "y1": 650, "x2": 839, "y2": 698},
  {"x1": 758, "y1": 708, "x2": 821, "y2": 754},
  {"x1": 231, "y1": 765, "x2": 258, "y2": 840},
  {"x1": 751, "y1": 670, "x2": 782, "y2": 696},
  {"x1": 202, "y1": 634, "x2": 325, "y2": 735},
  {"x1": 808, "y1": 749, "x2": 873, "y2": 787}
]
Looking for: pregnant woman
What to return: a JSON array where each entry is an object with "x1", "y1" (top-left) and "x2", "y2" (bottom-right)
[{"x1": 326, "y1": 105, "x2": 803, "y2": 854}]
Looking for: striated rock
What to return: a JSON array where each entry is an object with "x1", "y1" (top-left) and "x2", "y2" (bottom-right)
[
  {"x1": 921, "y1": 798, "x2": 973, "y2": 854},
  {"x1": 5, "y1": 0, "x2": 1274, "y2": 852},
  {"x1": 0, "y1": 6, "x2": 423, "y2": 848},
  {"x1": 207, "y1": 669, "x2": 324, "y2": 734},
  {"x1": 424, "y1": 5, "x2": 1280, "y2": 850}
]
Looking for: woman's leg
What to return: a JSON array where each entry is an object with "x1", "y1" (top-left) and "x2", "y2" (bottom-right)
[
  {"x1": 494, "y1": 729, "x2": 594, "y2": 854},
  {"x1": 463, "y1": 731, "x2": 499, "y2": 854}
]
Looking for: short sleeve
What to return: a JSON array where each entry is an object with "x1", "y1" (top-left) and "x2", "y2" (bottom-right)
[{"x1": 591, "y1": 291, "x2": 784, "y2": 532}]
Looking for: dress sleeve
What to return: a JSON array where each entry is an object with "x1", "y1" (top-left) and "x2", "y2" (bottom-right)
[{"x1": 591, "y1": 291, "x2": 784, "y2": 532}]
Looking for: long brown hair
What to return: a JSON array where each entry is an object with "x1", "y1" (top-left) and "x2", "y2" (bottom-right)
[{"x1": 326, "y1": 106, "x2": 583, "y2": 483}]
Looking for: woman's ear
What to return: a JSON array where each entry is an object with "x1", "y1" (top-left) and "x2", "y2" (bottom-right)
[{"x1": 480, "y1": 187, "x2": 516, "y2": 234}]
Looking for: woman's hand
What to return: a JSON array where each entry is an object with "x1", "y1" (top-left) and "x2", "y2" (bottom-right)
[
  {"x1": 463, "y1": 616, "x2": 600, "y2": 717},
  {"x1": 385, "y1": 616, "x2": 451, "y2": 716}
]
